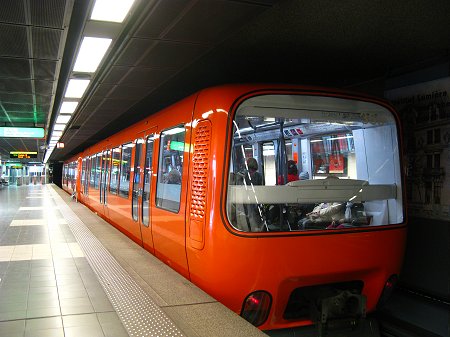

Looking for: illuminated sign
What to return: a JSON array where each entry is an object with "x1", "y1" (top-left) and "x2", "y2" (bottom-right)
[
  {"x1": 169, "y1": 141, "x2": 184, "y2": 152},
  {"x1": 0, "y1": 127, "x2": 44, "y2": 138},
  {"x1": 6, "y1": 163, "x2": 22, "y2": 168},
  {"x1": 56, "y1": 142, "x2": 65, "y2": 149},
  {"x1": 10, "y1": 151, "x2": 38, "y2": 159}
]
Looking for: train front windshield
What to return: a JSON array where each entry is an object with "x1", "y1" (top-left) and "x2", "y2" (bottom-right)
[{"x1": 227, "y1": 94, "x2": 404, "y2": 232}]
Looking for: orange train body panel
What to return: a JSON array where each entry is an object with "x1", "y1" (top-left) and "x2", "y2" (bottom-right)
[{"x1": 62, "y1": 84, "x2": 407, "y2": 332}]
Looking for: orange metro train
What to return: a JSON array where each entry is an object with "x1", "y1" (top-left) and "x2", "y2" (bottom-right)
[{"x1": 62, "y1": 84, "x2": 406, "y2": 335}]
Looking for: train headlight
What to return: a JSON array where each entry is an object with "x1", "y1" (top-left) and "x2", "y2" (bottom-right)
[
  {"x1": 241, "y1": 291, "x2": 272, "y2": 327},
  {"x1": 377, "y1": 274, "x2": 398, "y2": 308}
]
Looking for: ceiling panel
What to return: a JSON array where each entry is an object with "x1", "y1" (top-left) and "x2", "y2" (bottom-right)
[
  {"x1": 0, "y1": 58, "x2": 30, "y2": 78},
  {"x1": 94, "y1": 84, "x2": 115, "y2": 98},
  {"x1": 0, "y1": 0, "x2": 25, "y2": 24},
  {"x1": 33, "y1": 60, "x2": 57, "y2": 80},
  {"x1": 164, "y1": 0, "x2": 268, "y2": 44},
  {"x1": 109, "y1": 85, "x2": 152, "y2": 100},
  {"x1": 97, "y1": 98, "x2": 135, "y2": 114},
  {"x1": 135, "y1": 0, "x2": 190, "y2": 39},
  {"x1": 0, "y1": 92, "x2": 33, "y2": 105},
  {"x1": 34, "y1": 80, "x2": 54, "y2": 95},
  {"x1": 32, "y1": 27, "x2": 62, "y2": 60},
  {"x1": 0, "y1": 24, "x2": 28, "y2": 58},
  {"x1": 70, "y1": 97, "x2": 104, "y2": 127},
  {"x1": 35, "y1": 95, "x2": 51, "y2": 107},
  {"x1": 102, "y1": 66, "x2": 131, "y2": 84},
  {"x1": 1, "y1": 103, "x2": 33, "y2": 113},
  {"x1": 121, "y1": 67, "x2": 174, "y2": 87},
  {"x1": 0, "y1": 78, "x2": 32, "y2": 93},
  {"x1": 116, "y1": 38, "x2": 157, "y2": 66},
  {"x1": 137, "y1": 41, "x2": 207, "y2": 69},
  {"x1": 30, "y1": 0, "x2": 67, "y2": 29}
]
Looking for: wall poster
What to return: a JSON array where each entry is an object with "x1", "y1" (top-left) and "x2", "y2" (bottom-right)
[{"x1": 385, "y1": 77, "x2": 450, "y2": 220}]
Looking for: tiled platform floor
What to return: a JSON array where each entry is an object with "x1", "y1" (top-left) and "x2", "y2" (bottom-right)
[
  {"x1": 0, "y1": 185, "x2": 128, "y2": 337},
  {"x1": 0, "y1": 184, "x2": 266, "y2": 337}
]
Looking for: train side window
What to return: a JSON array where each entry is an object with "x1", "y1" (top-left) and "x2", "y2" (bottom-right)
[
  {"x1": 109, "y1": 147, "x2": 121, "y2": 195},
  {"x1": 119, "y1": 143, "x2": 133, "y2": 198},
  {"x1": 156, "y1": 126, "x2": 185, "y2": 213}
]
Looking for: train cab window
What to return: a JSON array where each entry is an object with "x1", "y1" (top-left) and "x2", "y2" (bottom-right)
[
  {"x1": 156, "y1": 126, "x2": 185, "y2": 212},
  {"x1": 119, "y1": 143, "x2": 133, "y2": 198},
  {"x1": 227, "y1": 94, "x2": 404, "y2": 232},
  {"x1": 109, "y1": 147, "x2": 121, "y2": 195}
]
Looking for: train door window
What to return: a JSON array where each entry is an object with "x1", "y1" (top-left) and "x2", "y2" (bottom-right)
[
  {"x1": 311, "y1": 134, "x2": 355, "y2": 178},
  {"x1": 132, "y1": 139, "x2": 144, "y2": 221},
  {"x1": 109, "y1": 147, "x2": 121, "y2": 194},
  {"x1": 156, "y1": 126, "x2": 185, "y2": 213},
  {"x1": 62, "y1": 164, "x2": 67, "y2": 186},
  {"x1": 100, "y1": 152, "x2": 106, "y2": 203},
  {"x1": 119, "y1": 143, "x2": 133, "y2": 198},
  {"x1": 81, "y1": 159, "x2": 86, "y2": 193},
  {"x1": 105, "y1": 150, "x2": 111, "y2": 199},
  {"x1": 89, "y1": 156, "x2": 96, "y2": 189},
  {"x1": 94, "y1": 153, "x2": 101, "y2": 189},
  {"x1": 100, "y1": 150, "x2": 110, "y2": 204},
  {"x1": 142, "y1": 135, "x2": 154, "y2": 226},
  {"x1": 84, "y1": 157, "x2": 90, "y2": 195},
  {"x1": 262, "y1": 142, "x2": 276, "y2": 185},
  {"x1": 69, "y1": 162, "x2": 76, "y2": 191}
]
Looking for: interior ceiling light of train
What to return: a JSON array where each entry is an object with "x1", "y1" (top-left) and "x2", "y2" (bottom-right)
[{"x1": 44, "y1": 0, "x2": 136, "y2": 163}]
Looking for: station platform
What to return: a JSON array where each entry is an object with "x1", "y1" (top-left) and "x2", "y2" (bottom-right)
[{"x1": 0, "y1": 184, "x2": 266, "y2": 337}]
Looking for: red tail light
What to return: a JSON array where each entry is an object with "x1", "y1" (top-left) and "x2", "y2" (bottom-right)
[
  {"x1": 377, "y1": 274, "x2": 398, "y2": 308},
  {"x1": 241, "y1": 291, "x2": 272, "y2": 327}
]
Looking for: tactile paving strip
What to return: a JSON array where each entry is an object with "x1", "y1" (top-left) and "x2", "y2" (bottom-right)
[{"x1": 47, "y1": 186, "x2": 184, "y2": 337}]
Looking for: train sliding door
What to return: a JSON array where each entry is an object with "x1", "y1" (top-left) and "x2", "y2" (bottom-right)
[
  {"x1": 132, "y1": 130, "x2": 156, "y2": 251},
  {"x1": 99, "y1": 149, "x2": 111, "y2": 217},
  {"x1": 152, "y1": 125, "x2": 190, "y2": 278}
]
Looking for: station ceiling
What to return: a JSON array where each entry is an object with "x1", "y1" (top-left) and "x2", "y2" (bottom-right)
[{"x1": 0, "y1": 0, "x2": 449, "y2": 164}]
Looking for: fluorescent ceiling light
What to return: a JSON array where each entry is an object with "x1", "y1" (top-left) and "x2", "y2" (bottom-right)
[
  {"x1": 56, "y1": 115, "x2": 71, "y2": 124},
  {"x1": 60, "y1": 101, "x2": 79, "y2": 114},
  {"x1": 65, "y1": 79, "x2": 90, "y2": 98},
  {"x1": 91, "y1": 0, "x2": 135, "y2": 23},
  {"x1": 52, "y1": 131, "x2": 63, "y2": 137},
  {"x1": 73, "y1": 37, "x2": 112, "y2": 73},
  {"x1": 53, "y1": 124, "x2": 66, "y2": 131},
  {"x1": 164, "y1": 127, "x2": 185, "y2": 135}
]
